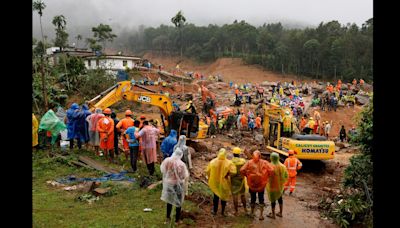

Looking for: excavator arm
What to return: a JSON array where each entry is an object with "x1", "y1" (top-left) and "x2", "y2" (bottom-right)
[{"x1": 87, "y1": 81, "x2": 173, "y2": 127}]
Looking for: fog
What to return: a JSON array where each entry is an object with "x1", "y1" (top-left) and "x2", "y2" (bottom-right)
[{"x1": 32, "y1": 0, "x2": 373, "y2": 42}]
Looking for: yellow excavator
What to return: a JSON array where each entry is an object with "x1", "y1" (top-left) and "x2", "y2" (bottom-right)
[
  {"x1": 87, "y1": 80, "x2": 209, "y2": 139},
  {"x1": 262, "y1": 103, "x2": 335, "y2": 160}
]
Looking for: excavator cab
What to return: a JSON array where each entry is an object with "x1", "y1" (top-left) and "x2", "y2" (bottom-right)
[
  {"x1": 168, "y1": 111, "x2": 200, "y2": 139},
  {"x1": 268, "y1": 121, "x2": 284, "y2": 149}
]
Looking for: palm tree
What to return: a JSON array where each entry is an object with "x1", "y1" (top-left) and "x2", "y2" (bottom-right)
[
  {"x1": 75, "y1": 34, "x2": 82, "y2": 48},
  {"x1": 33, "y1": 0, "x2": 48, "y2": 110},
  {"x1": 171, "y1": 10, "x2": 186, "y2": 60},
  {"x1": 52, "y1": 15, "x2": 67, "y2": 50}
]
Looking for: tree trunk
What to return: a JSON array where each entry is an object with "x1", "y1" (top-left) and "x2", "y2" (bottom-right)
[{"x1": 39, "y1": 15, "x2": 48, "y2": 110}]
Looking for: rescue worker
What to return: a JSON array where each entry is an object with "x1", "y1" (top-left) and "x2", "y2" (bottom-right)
[
  {"x1": 248, "y1": 118, "x2": 255, "y2": 133},
  {"x1": 230, "y1": 147, "x2": 248, "y2": 216},
  {"x1": 266, "y1": 152, "x2": 288, "y2": 219},
  {"x1": 161, "y1": 129, "x2": 178, "y2": 160},
  {"x1": 313, "y1": 111, "x2": 321, "y2": 134},
  {"x1": 86, "y1": 108, "x2": 104, "y2": 156},
  {"x1": 185, "y1": 100, "x2": 196, "y2": 114},
  {"x1": 139, "y1": 115, "x2": 146, "y2": 129},
  {"x1": 320, "y1": 121, "x2": 326, "y2": 136},
  {"x1": 218, "y1": 116, "x2": 226, "y2": 134},
  {"x1": 299, "y1": 116, "x2": 307, "y2": 132},
  {"x1": 283, "y1": 150, "x2": 302, "y2": 195},
  {"x1": 174, "y1": 135, "x2": 192, "y2": 171},
  {"x1": 135, "y1": 120, "x2": 160, "y2": 175},
  {"x1": 240, "y1": 150, "x2": 274, "y2": 220},
  {"x1": 125, "y1": 120, "x2": 141, "y2": 172},
  {"x1": 325, "y1": 121, "x2": 332, "y2": 139},
  {"x1": 240, "y1": 113, "x2": 248, "y2": 131},
  {"x1": 303, "y1": 117, "x2": 315, "y2": 134},
  {"x1": 97, "y1": 108, "x2": 115, "y2": 162},
  {"x1": 279, "y1": 86, "x2": 284, "y2": 97},
  {"x1": 339, "y1": 125, "x2": 347, "y2": 142},
  {"x1": 116, "y1": 110, "x2": 135, "y2": 160},
  {"x1": 33, "y1": 113, "x2": 39, "y2": 148},
  {"x1": 206, "y1": 148, "x2": 237, "y2": 216},
  {"x1": 352, "y1": 78, "x2": 357, "y2": 86},
  {"x1": 66, "y1": 103, "x2": 80, "y2": 150},
  {"x1": 111, "y1": 112, "x2": 120, "y2": 157},
  {"x1": 172, "y1": 101, "x2": 180, "y2": 111},
  {"x1": 255, "y1": 115, "x2": 262, "y2": 130},
  {"x1": 282, "y1": 110, "x2": 292, "y2": 137},
  {"x1": 160, "y1": 148, "x2": 190, "y2": 225}
]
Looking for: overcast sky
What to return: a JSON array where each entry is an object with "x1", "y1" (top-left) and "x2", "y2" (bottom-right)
[{"x1": 32, "y1": 0, "x2": 373, "y2": 40}]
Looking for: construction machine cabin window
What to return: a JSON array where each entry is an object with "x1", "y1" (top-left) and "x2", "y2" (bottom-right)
[{"x1": 123, "y1": 60, "x2": 128, "y2": 67}]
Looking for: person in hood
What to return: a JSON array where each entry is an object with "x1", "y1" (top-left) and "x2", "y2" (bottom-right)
[
  {"x1": 160, "y1": 148, "x2": 190, "y2": 225},
  {"x1": 161, "y1": 130, "x2": 178, "y2": 160},
  {"x1": 173, "y1": 135, "x2": 192, "y2": 170},
  {"x1": 240, "y1": 150, "x2": 274, "y2": 220},
  {"x1": 230, "y1": 147, "x2": 248, "y2": 216},
  {"x1": 72, "y1": 104, "x2": 91, "y2": 149},
  {"x1": 97, "y1": 108, "x2": 115, "y2": 162},
  {"x1": 266, "y1": 152, "x2": 288, "y2": 219},
  {"x1": 66, "y1": 103, "x2": 80, "y2": 150},
  {"x1": 206, "y1": 148, "x2": 237, "y2": 216}
]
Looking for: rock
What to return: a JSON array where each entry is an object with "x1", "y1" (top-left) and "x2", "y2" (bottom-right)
[
  {"x1": 335, "y1": 142, "x2": 345, "y2": 149},
  {"x1": 335, "y1": 146, "x2": 340, "y2": 152},
  {"x1": 326, "y1": 197, "x2": 333, "y2": 204},
  {"x1": 93, "y1": 187, "x2": 111, "y2": 196},
  {"x1": 322, "y1": 187, "x2": 332, "y2": 192},
  {"x1": 355, "y1": 94, "x2": 370, "y2": 105}
]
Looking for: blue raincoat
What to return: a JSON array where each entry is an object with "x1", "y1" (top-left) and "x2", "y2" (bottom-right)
[
  {"x1": 66, "y1": 103, "x2": 79, "y2": 140},
  {"x1": 161, "y1": 130, "x2": 178, "y2": 157},
  {"x1": 72, "y1": 104, "x2": 91, "y2": 142}
]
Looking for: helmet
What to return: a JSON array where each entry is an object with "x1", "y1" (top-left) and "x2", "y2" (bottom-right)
[
  {"x1": 103, "y1": 108, "x2": 112, "y2": 115},
  {"x1": 309, "y1": 117, "x2": 313, "y2": 120},
  {"x1": 125, "y1": 110, "x2": 133, "y2": 116},
  {"x1": 189, "y1": 100, "x2": 193, "y2": 104},
  {"x1": 140, "y1": 115, "x2": 146, "y2": 119},
  {"x1": 233, "y1": 147, "x2": 241, "y2": 155},
  {"x1": 288, "y1": 150, "x2": 295, "y2": 155},
  {"x1": 285, "y1": 110, "x2": 290, "y2": 115}
]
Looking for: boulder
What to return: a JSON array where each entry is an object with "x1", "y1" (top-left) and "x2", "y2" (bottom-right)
[
  {"x1": 335, "y1": 142, "x2": 345, "y2": 149},
  {"x1": 355, "y1": 94, "x2": 370, "y2": 105}
]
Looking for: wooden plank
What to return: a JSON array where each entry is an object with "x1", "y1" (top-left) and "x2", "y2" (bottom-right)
[
  {"x1": 50, "y1": 152, "x2": 95, "y2": 170},
  {"x1": 78, "y1": 155, "x2": 119, "y2": 174}
]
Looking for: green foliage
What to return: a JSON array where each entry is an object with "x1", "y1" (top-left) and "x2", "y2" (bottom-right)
[
  {"x1": 91, "y1": 24, "x2": 117, "y2": 50},
  {"x1": 76, "y1": 69, "x2": 116, "y2": 100},
  {"x1": 322, "y1": 100, "x2": 373, "y2": 227},
  {"x1": 52, "y1": 15, "x2": 69, "y2": 50},
  {"x1": 121, "y1": 19, "x2": 372, "y2": 81}
]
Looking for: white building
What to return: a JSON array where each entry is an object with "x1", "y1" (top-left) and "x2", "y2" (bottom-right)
[{"x1": 83, "y1": 55, "x2": 141, "y2": 72}]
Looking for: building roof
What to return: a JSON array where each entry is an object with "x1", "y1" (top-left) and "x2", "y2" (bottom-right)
[{"x1": 83, "y1": 55, "x2": 142, "y2": 60}]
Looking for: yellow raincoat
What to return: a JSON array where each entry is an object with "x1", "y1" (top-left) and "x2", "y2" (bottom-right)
[
  {"x1": 230, "y1": 157, "x2": 247, "y2": 195},
  {"x1": 266, "y1": 153, "x2": 288, "y2": 202},
  {"x1": 206, "y1": 149, "x2": 237, "y2": 201},
  {"x1": 32, "y1": 113, "x2": 39, "y2": 147}
]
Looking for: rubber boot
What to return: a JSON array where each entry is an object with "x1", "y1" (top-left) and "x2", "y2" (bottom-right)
[
  {"x1": 241, "y1": 195, "x2": 248, "y2": 214},
  {"x1": 268, "y1": 206, "x2": 276, "y2": 219},
  {"x1": 259, "y1": 206, "x2": 264, "y2": 220},
  {"x1": 221, "y1": 202, "x2": 226, "y2": 217}
]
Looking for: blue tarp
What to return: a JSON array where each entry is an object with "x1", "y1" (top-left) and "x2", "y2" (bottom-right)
[{"x1": 56, "y1": 171, "x2": 135, "y2": 184}]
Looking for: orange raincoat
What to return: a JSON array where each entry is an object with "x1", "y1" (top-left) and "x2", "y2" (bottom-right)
[
  {"x1": 240, "y1": 115, "x2": 248, "y2": 128},
  {"x1": 255, "y1": 116, "x2": 262, "y2": 129},
  {"x1": 97, "y1": 116, "x2": 114, "y2": 150},
  {"x1": 240, "y1": 151, "x2": 274, "y2": 192}
]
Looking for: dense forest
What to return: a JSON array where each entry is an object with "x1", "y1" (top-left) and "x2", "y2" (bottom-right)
[{"x1": 119, "y1": 18, "x2": 372, "y2": 82}]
